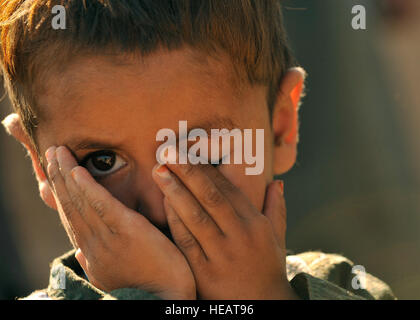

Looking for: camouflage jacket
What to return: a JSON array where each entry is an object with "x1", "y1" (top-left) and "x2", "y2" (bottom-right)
[{"x1": 21, "y1": 250, "x2": 396, "y2": 300}]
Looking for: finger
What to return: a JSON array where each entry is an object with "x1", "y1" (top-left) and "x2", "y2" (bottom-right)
[
  {"x1": 202, "y1": 165, "x2": 262, "y2": 220},
  {"x1": 262, "y1": 180, "x2": 286, "y2": 247},
  {"x1": 46, "y1": 146, "x2": 91, "y2": 248},
  {"x1": 152, "y1": 164, "x2": 224, "y2": 253},
  {"x1": 70, "y1": 165, "x2": 135, "y2": 233},
  {"x1": 46, "y1": 150, "x2": 76, "y2": 248},
  {"x1": 161, "y1": 149, "x2": 241, "y2": 231},
  {"x1": 165, "y1": 146, "x2": 261, "y2": 221},
  {"x1": 163, "y1": 198, "x2": 207, "y2": 265},
  {"x1": 56, "y1": 146, "x2": 112, "y2": 237}
]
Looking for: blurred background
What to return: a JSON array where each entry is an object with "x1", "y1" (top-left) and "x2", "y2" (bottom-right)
[{"x1": 1, "y1": 0, "x2": 419, "y2": 299}]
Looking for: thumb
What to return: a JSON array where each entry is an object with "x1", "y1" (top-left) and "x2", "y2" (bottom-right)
[{"x1": 263, "y1": 180, "x2": 287, "y2": 247}]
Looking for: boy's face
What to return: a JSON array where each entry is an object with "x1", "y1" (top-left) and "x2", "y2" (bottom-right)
[{"x1": 33, "y1": 48, "x2": 296, "y2": 231}]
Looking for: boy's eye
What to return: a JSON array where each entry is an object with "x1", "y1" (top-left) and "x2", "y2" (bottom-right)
[{"x1": 81, "y1": 150, "x2": 127, "y2": 177}]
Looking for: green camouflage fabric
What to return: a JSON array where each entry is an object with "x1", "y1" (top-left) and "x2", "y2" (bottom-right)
[{"x1": 20, "y1": 249, "x2": 396, "y2": 300}]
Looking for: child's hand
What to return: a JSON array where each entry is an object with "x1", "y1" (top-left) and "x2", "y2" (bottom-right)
[
  {"x1": 45, "y1": 146, "x2": 196, "y2": 300},
  {"x1": 152, "y1": 154, "x2": 299, "y2": 300}
]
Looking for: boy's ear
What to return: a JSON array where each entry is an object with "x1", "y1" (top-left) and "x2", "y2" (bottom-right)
[
  {"x1": 2, "y1": 113, "x2": 57, "y2": 210},
  {"x1": 272, "y1": 67, "x2": 306, "y2": 175}
]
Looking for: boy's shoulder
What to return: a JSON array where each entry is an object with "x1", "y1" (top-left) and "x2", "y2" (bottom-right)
[
  {"x1": 20, "y1": 250, "x2": 396, "y2": 300},
  {"x1": 20, "y1": 250, "x2": 161, "y2": 300},
  {"x1": 286, "y1": 251, "x2": 396, "y2": 300}
]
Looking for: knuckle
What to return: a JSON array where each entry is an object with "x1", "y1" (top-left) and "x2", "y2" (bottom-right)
[
  {"x1": 202, "y1": 186, "x2": 225, "y2": 208},
  {"x1": 168, "y1": 180, "x2": 182, "y2": 194},
  {"x1": 91, "y1": 199, "x2": 106, "y2": 218},
  {"x1": 60, "y1": 199, "x2": 74, "y2": 216},
  {"x1": 70, "y1": 193, "x2": 84, "y2": 214},
  {"x1": 49, "y1": 167, "x2": 59, "y2": 184},
  {"x1": 190, "y1": 207, "x2": 209, "y2": 225},
  {"x1": 179, "y1": 163, "x2": 196, "y2": 177},
  {"x1": 216, "y1": 176, "x2": 236, "y2": 194},
  {"x1": 176, "y1": 234, "x2": 197, "y2": 251},
  {"x1": 167, "y1": 211, "x2": 182, "y2": 226}
]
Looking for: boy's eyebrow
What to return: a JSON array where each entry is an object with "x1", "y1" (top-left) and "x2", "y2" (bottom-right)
[
  {"x1": 57, "y1": 139, "x2": 122, "y2": 164},
  {"x1": 67, "y1": 139, "x2": 122, "y2": 152},
  {"x1": 190, "y1": 117, "x2": 239, "y2": 133},
  {"x1": 65, "y1": 117, "x2": 239, "y2": 152}
]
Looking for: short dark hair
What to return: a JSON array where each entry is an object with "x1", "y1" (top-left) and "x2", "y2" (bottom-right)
[{"x1": 0, "y1": 0, "x2": 295, "y2": 153}]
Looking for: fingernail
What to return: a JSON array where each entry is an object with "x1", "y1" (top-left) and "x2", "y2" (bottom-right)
[
  {"x1": 277, "y1": 180, "x2": 284, "y2": 196},
  {"x1": 71, "y1": 167, "x2": 79, "y2": 184},
  {"x1": 45, "y1": 146, "x2": 57, "y2": 164},
  {"x1": 159, "y1": 145, "x2": 177, "y2": 164},
  {"x1": 154, "y1": 164, "x2": 172, "y2": 180},
  {"x1": 55, "y1": 146, "x2": 64, "y2": 171}
]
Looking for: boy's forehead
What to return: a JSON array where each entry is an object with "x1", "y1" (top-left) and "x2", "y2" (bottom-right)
[
  {"x1": 35, "y1": 49, "x2": 270, "y2": 154},
  {"x1": 39, "y1": 48, "x2": 245, "y2": 124}
]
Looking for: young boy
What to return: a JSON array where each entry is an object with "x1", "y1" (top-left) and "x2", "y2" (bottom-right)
[{"x1": 1, "y1": 0, "x2": 395, "y2": 300}]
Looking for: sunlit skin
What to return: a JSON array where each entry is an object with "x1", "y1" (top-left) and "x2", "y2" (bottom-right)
[{"x1": 4, "y1": 47, "x2": 305, "y2": 299}]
